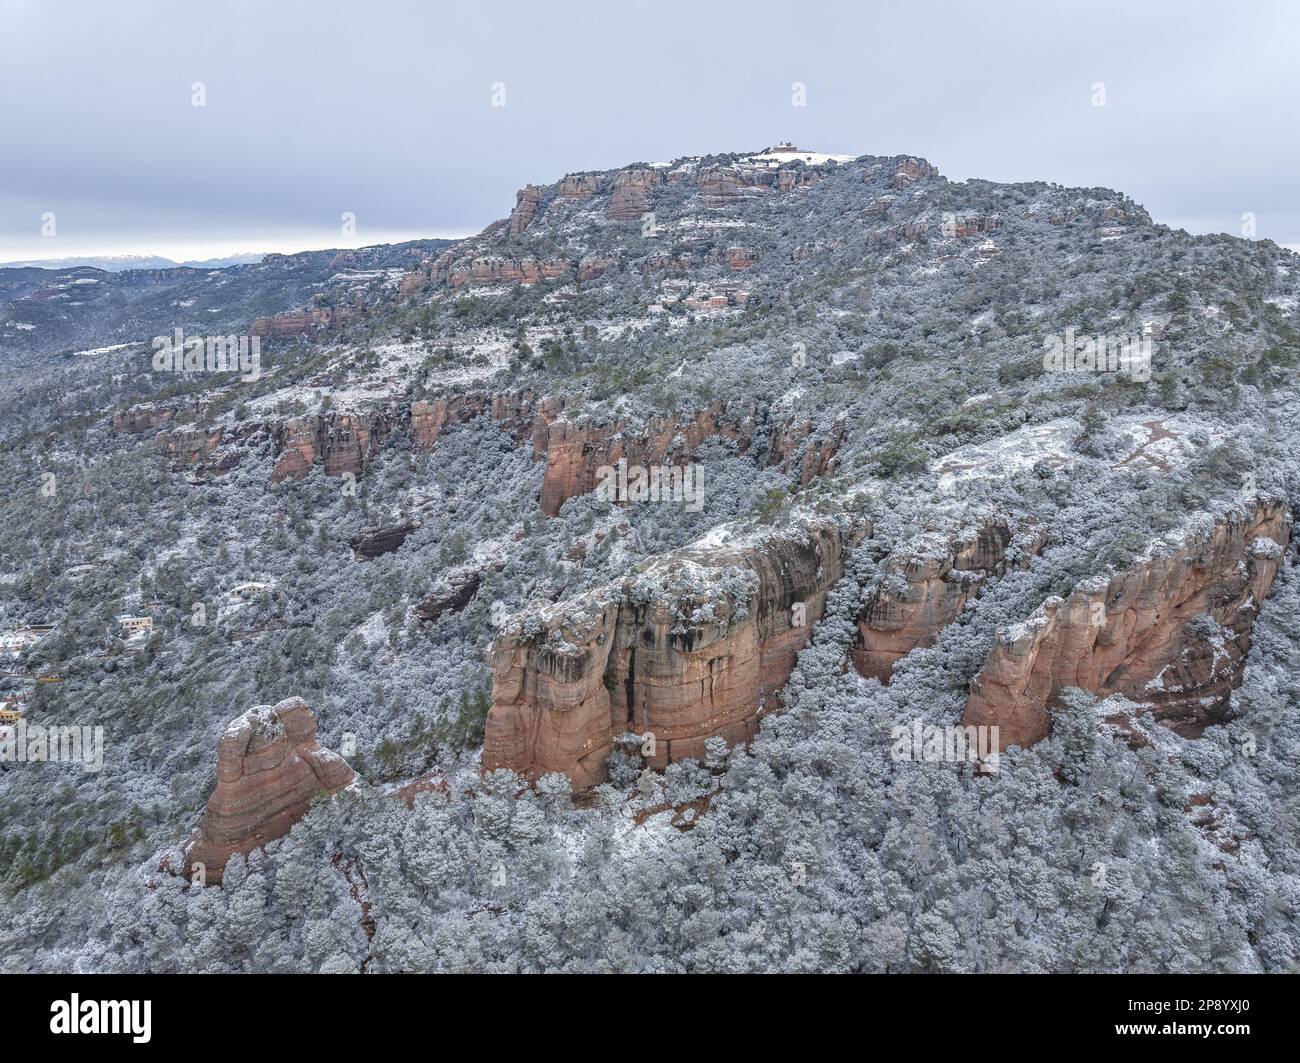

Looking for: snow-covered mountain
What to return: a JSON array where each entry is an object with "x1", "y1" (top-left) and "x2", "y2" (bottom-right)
[{"x1": 2, "y1": 144, "x2": 1299, "y2": 974}]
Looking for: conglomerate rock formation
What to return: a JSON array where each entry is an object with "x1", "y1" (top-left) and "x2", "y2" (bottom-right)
[
  {"x1": 184, "y1": 697, "x2": 354, "y2": 885},
  {"x1": 482, "y1": 519, "x2": 862, "y2": 787},
  {"x1": 962, "y1": 499, "x2": 1291, "y2": 747}
]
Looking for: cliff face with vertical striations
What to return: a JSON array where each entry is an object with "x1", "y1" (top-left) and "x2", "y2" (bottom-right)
[
  {"x1": 509, "y1": 185, "x2": 547, "y2": 236},
  {"x1": 852, "y1": 517, "x2": 1046, "y2": 682},
  {"x1": 482, "y1": 520, "x2": 861, "y2": 787},
  {"x1": 409, "y1": 391, "x2": 559, "y2": 453},
  {"x1": 537, "y1": 405, "x2": 847, "y2": 517},
  {"x1": 961, "y1": 500, "x2": 1291, "y2": 747},
  {"x1": 607, "y1": 169, "x2": 664, "y2": 221},
  {"x1": 184, "y1": 697, "x2": 354, "y2": 885},
  {"x1": 156, "y1": 427, "x2": 226, "y2": 472},
  {"x1": 149, "y1": 388, "x2": 842, "y2": 506},
  {"x1": 270, "y1": 411, "x2": 398, "y2": 482},
  {"x1": 250, "y1": 304, "x2": 359, "y2": 339},
  {"x1": 537, "y1": 404, "x2": 755, "y2": 517}
]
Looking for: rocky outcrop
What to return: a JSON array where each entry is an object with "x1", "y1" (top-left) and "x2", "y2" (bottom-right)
[
  {"x1": 767, "y1": 418, "x2": 846, "y2": 486},
  {"x1": 270, "y1": 410, "x2": 397, "y2": 483},
  {"x1": 250, "y1": 305, "x2": 357, "y2": 339},
  {"x1": 578, "y1": 255, "x2": 616, "y2": 283},
  {"x1": 448, "y1": 256, "x2": 570, "y2": 288},
  {"x1": 538, "y1": 404, "x2": 755, "y2": 517},
  {"x1": 350, "y1": 520, "x2": 418, "y2": 560},
  {"x1": 414, "y1": 569, "x2": 483, "y2": 622},
  {"x1": 890, "y1": 156, "x2": 937, "y2": 189},
  {"x1": 607, "y1": 169, "x2": 663, "y2": 221},
  {"x1": 410, "y1": 391, "x2": 559, "y2": 452},
  {"x1": 154, "y1": 420, "x2": 268, "y2": 477},
  {"x1": 150, "y1": 383, "x2": 845, "y2": 514},
  {"x1": 156, "y1": 428, "x2": 227, "y2": 473},
  {"x1": 509, "y1": 185, "x2": 546, "y2": 236},
  {"x1": 852, "y1": 517, "x2": 1046, "y2": 682},
  {"x1": 249, "y1": 393, "x2": 559, "y2": 485},
  {"x1": 559, "y1": 173, "x2": 600, "y2": 199},
  {"x1": 536, "y1": 404, "x2": 855, "y2": 516},
  {"x1": 399, "y1": 250, "x2": 458, "y2": 296},
  {"x1": 697, "y1": 163, "x2": 821, "y2": 205},
  {"x1": 113, "y1": 406, "x2": 176, "y2": 433},
  {"x1": 726, "y1": 247, "x2": 757, "y2": 270},
  {"x1": 184, "y1": 697, "x2": 353, "y2": 885},
  {"x1": 962, "y1": 500, "x2": 1291, "y2": 747},
  {"x1": 387, "y1": 152, "x2": 948, "y2": 303},
  {"x1": 944, "y1": 213, "x2": 1003, "y2": 238},
  {"x1": 264, "y1": 396, "x2": 844, "y2": 507},
  {"x1": 697, "y1": 166, "x2": 746, "y2": 206},
  {"x1": 149, "y1": 389, "x2": 844, "y2": 514},
  {"x1": 483, "y1": 520, "x2": 860, "y2": 787}
]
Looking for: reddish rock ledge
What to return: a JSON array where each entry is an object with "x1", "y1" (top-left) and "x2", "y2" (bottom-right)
[
  {"x1": 852, "y1": 516, "x2": 1045, "y2": 682},
  {"x1": 961, "y1": 500, "x2": 1291, "y2": 747}
]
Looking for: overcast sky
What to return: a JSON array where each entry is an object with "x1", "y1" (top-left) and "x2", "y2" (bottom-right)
[{"x1": 2, "y1": 0, "x2": 1297, "y2": 261}]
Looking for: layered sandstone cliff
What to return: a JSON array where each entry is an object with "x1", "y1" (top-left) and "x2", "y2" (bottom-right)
[
  {"x1": 852, "y1": 517, "x2": 1046, "y2": 681},
  {"x1": 607, "y1": 169, "x2": 664, "y2": 220},
  {"x1": 157, "y1": 428, "x2": 225, "y2": 472},
  {"x1": 266, "y1": 393, "x2": 559, "y2": 484},
  {"x1": 483, "y1": 520, "x2": 860, "y2": 787},
  {"x1": 448, "y1": 256, "x2": 571, "y2": 288},
  {"x1": 184, "y1": 697, "x2": 354, "y2": 885},
  {"x1": 410, "y1": 390, "x2": 559, "y2": 452},
  {"x1": 250, "y1": 304, "x2": 358, "y2": 339},
  {"x1": 113, "y1": 406, "x2": 177, "y2": 433},
  {"x1": 509, "y1": 185, "x2": 547, "y2": 236},
  {"x1": 538, "y1": 404, "x2": 755, "y2": 516},
  {"x1": 271, "y1": 411, "x2": 396, "y2": 482},
  {"x1": 151, "y1": 388, "x2": 842, "y2": 515},
  {"x1": 961, "y1": 500, "x2": 1291, "y2": 747}
]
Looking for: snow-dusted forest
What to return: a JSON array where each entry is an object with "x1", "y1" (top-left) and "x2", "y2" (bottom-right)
[{"x1": 2, "y1": 141, "x2": 1299, "y2": 973}]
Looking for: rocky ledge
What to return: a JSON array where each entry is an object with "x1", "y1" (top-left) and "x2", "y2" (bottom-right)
[
  {"x1": 961, "y1": 499, "x2": 1291, "y2": 747},
  {"x1": 852, "y1": 516, "x2": 1045, "y2": 681},
  {"x1": 482, "y1": 519, "x2": 862, "y2": 787}
]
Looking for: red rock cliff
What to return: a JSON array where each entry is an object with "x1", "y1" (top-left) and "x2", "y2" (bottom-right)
[
  {"x1": 537, "y1": 404, "x2": 755, "y2": 517},
  {"x1": 853, "y1": 517, "x2": 1045, "y2": 681},
  {"x1": 961, "y1": 500, "x2": 1291, "y2": 747},
  {"x1": 270, "y1": 411, "x2": 399, "y2": 482},
  {"x1": 250, "y1": 304, "x2": 358, "y2": 338},
  {"x1": 483, "y1": 520, "x2": 859, "y2": 787}
]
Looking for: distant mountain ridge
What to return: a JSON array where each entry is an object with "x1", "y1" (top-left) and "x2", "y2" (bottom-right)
[
  {"x1": 0, "y1": 238, "x2": 459, "y2": 359},
  {"x1": 0, "y1": 253, "x2": 266, "y2": 272}
]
